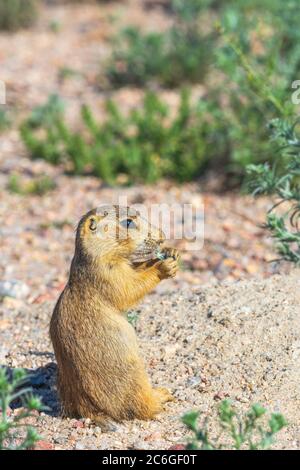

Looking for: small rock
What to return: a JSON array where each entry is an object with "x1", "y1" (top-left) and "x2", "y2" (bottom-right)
[
  {"x1": 72, "y1": 419, "x2": 85, "y2": 429},
  {"x1": 0, "y1": 346, "x2": 9, "y2": 361},
  {"x1": 236, "y1": 395, "x2": 250, "y2": 403},
  {"x1": 144, "y1": 432, "x2": 162, "y2": 442},
  {"x1": 0, "y1": 280, "x2": 30, "y2": 299},
  {"x1": 240, "y1": 306, "x2": 252, "y2": 315},
  {"x1": 162, "y1": 344, "x2": 178, "y2": 359},
  {"x1": 168, "y1": 444, "x2": 186, "y2": 450},
  {"x1": 186, "y1": 376, "x2": 201, "y2": 387},
  {"x1": 75, "y1": 441, "x2": 86, "y2": 450},
  {"x1": 214, "y1": 391, "x2": 230, "y2": 401},
  {"x1": 35, "y1": 440, "x2": 55, "y2": 450}
]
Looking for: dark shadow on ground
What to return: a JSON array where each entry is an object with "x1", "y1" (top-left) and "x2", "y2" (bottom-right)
[{"x1": 1, "y1": 361, "x2": 60, "y2": 417}]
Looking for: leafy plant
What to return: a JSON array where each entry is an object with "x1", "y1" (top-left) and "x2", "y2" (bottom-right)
[
  {"x1": 18, "y1": 1, "x2": 300, "y2": 184},
  {"x1": 0, "y1": 0, "x2": 39, "y2": 31},
  {"x1": 127, "y1": 310, "x2": 139, "y2": 328},
  {"x1": 20, "y1": 91, "x2": 228, "y2": 183},
  {"x1": 247, "y1": 118, "x2": 300, "y2": 264},
  {"x1": 20, "y1": 94, "x2": 66, "y2": 166},
  {"x1": 106, "y1": 0, "x2": 214, "y2": 88},
  {"x1": 183, "y1": 400, "x2": 287, "y2": 450},
  {"x1": 0, "y1": 367, "x2": 43, "y2": 450},
  {"x1": 25, "y1": 94, "x2": 65, "y2": 129}
]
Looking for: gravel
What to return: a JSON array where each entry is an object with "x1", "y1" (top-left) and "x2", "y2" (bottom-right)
[
  {"x1": 0, "y1": 280, "x2": 30, "y2": 299},
  {"x1": 0, "y1": 0, "x2": 298, "y2": 450},
  {"x1": 1, "y1": 271, "x2": 300, "y2": 449}
]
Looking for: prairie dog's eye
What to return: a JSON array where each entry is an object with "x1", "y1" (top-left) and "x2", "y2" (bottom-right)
[
  {"x1": 89, "y1": 218, "x2": 97, "y2": 231},
  {"x1": 120, "y1": 218, "x2": 137, "y2": 229}
]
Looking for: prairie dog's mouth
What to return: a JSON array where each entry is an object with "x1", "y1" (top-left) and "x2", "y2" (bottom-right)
[{"x1": 129, "y1": 240, "x2": 164, "y2": 263}]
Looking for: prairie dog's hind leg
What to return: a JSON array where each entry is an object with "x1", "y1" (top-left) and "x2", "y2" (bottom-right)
[
  {"x1": 154, "y1": 387, "x2": 175, "y2": 404},
  {"x1": 131, "y1": 384, "x2": 174, "y2": 420}
]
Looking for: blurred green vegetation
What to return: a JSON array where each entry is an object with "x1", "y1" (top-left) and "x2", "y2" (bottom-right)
[
  {"x1": 106, "y1": 0, "x2": 214, "y2": 88},
  {"x1": 14, "y1": 0, "x2": 300, "y2": 184},
  {"x1": 8, "y1": 174, "x2": 56, "y2": 196},
  {"x1": 0, "y1": 0, "x2": 38, "y2": 31},
  {"x1": 104, "y1": 0, "x2": 300, "y2": 179},
  {"x1": 213, "y1": 0, "x2": 298, "y2": 175},
  {"x1": 0, "y1": 368, "x2": 44, "y2": 450},
  {"x1": 247, "y1": 118, "x2": 300, "y2": 264},
  {"x1": 20, "y1": 91, "x2": 227, "y2": 183},
  {"x1": 0, "y1": 109, "x2": 11, "y2": 132}
]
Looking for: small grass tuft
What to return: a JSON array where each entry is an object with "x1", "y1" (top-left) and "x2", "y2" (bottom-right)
[
  {"x1": 182, "y1": 400, "x2": 287, "y2": 450},
  {"x1": 0, "y1": 367, "x2": 44, "y2": 450},
  {"x1": 246, "y1": 118, "x2": 300, "y2": 264}
]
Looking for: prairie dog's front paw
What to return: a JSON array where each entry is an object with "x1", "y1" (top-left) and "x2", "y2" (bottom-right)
[
  {"x1": 160, "y1": 247, "x2": 180, "y2": 261},
  {"x1": 156, "y1": 248, "x2": 179, "y2": 279},
  {"x1": 154, "y1": 387, "x2": 175, "y2": 404}
]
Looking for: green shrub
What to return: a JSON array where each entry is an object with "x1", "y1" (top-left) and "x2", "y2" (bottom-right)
[
  {"x1": 17, "y1": 1, "x2": 300, "y2": 184},
  {"x1": 183, "y1": 400, "x2": 287, "y2": 450},
  {"x1": 212, "y1": 0, "x2": 297, "y2": 174},
  {"x1": 20, "y1": 91, "x2": 228, "y2": 183},
  {"x1": 106, "y1": 0, "x2": 214, "y2": 88},
  {"x1": 0, "y1": 367, "x2": 43, "y2": 450},
  {"x1": 247, "y1": 118, "x2": 300, "y2": 264},
  {"x1": 0, "y1": 0, "x2": 39, "y2": 32}
]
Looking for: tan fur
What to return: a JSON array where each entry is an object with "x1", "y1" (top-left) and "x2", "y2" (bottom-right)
[{"x1": 50, "y1": 206, "x2": 179, "y2": 428}]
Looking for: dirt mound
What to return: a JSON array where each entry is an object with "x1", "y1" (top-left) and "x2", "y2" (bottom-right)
[{"x1": 1, "y1": 271, "x2": 300, "y2": 449}]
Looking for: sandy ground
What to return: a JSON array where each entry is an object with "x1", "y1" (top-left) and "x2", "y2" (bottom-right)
[
  {"x1": 1, "y1": 271, "x2": 299, "y2": 449},
  {"x1": 0, "y1": 0, "x2": 298, "y2": 451},
  {"x1": 0, "y1": 0, "x2": 289, "y2": 296}
]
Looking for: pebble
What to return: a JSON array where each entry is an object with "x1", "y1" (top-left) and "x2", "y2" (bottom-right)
[
  {"x1": 0, "y1": 346, "x2": 9, "y2": 361},
  {"x1": 186, "y1": 376, "x2": 201, "y2": 387},
  {"x1": 131, "y1": 440, "x2": 150, "y2": 450},
  {"x1": 168, "y1": 444, "x2": 186, "y2": 450},
  {"x1": 0, "y1": 280, "x2": 30, "y2": 299},
  {"x1": 35, "y1": 440, "x2": 55, "y2": 450},
  {"x1": 75, "y1": 441, "x2": 86, "y2": 450},
  {"x1": 71, "y1": 419, "x2": 85, "y2": 429},
  {"x1": 144, "y1": 432, "x2": 162, "y2": 441}
]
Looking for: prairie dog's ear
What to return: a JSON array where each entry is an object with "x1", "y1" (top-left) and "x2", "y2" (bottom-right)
[
  {"x1": 81, "y1": 215, "x2": 98, "y2": 236},
  {"x1": 83, "y1": 212, "x2": 108, "y2": 237}
]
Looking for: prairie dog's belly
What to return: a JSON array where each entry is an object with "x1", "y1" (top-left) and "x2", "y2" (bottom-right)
[
  {"x1": 104, "y1": 315, "x2": 141, "y2": 363},
  {"x1": 57, "y1": 312, "x2": 141, "y2": 368}
]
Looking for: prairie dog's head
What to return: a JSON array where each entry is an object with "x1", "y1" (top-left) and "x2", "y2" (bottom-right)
[{"x1": 75, "y1": 205, "x2": 165, "y2": 262}]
